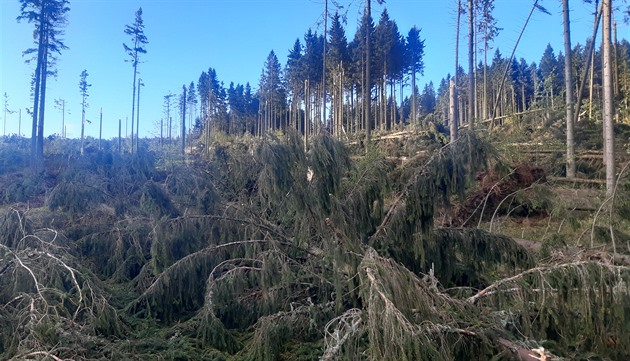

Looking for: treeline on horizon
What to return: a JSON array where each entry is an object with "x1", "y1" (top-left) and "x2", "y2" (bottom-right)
[
  {"x1": 170, "y1": 6, "x2": 630, "y2": 146},
  {"x1": 6, "y1": 1, "x2": 630, "y2": 152}
]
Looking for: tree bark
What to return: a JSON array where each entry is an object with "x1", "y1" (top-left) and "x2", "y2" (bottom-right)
[
  {"x1": 563, "y1": 0, "x2": 576, "y2": 178},
  {"x1": 37, "y1": 32, "x2": 49, "y2": 161},
  {"x1": 365, "y1": 0, "x2": 372, "y2": 147},
  {"x1": 30, "y1": 22, "x2": 44, "y2": 163},
  {"x1": 450, "y1": 80, "x2": 458, "y2": 142},
  {"x1": 130, "y1": 52, "x2": 138, "y2": 154},
  {"x1": 182, "y1": 86, "x2": 187, "y2": 156},
  {"x1": 468, "y1": 0, "x2": 475, "y2": 130},
  {"x1": 137, "y1": 80, "x2": 141, "y2": 152},
  {"x1": 451, "y1": 0, "x2": 461, "y2": 139},
  {"x1": 323, "y1": 0, "x2": 328, "y2": 131},
  {"x1": 602, "y1": 0, "x2": 615, "y2": 195}
]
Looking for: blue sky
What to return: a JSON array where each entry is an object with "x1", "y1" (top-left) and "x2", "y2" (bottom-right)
[{"x1": 1, "y1": 0, "x2": 628, "y2": 139}]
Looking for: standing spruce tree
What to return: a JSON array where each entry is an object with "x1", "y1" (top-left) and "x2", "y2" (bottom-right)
[
  {"x1": 17, "y1": 0, "x2": 70, "y2": 163},
  {"x1": 327, "y1": 12, "x2": 349, "y2": 135},
  {"x1": 258, "y1": 50, "x2": 286, "y2": 134},
  {"x1": 406, "y1": 26, "x2": 425, "y2": 124},
  {"x1": 539, "y1": 44, "x2": 560, "y2": 108},
  {"x1": 123, "y1": 7, "x2": 148, "y2": 154},
  {"x1": 79, "y1": 69, "x2": 90, "y2": 156},
  {"x1": 286, "y1": 38, "x2": 303, "y2": 133}
]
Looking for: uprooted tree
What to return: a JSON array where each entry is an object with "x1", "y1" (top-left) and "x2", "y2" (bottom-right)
[{"x1": 1, "y1": 130, "x2": 629, "y2": 360}]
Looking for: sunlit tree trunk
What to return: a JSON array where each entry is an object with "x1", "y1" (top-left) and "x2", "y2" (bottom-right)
[
  {"x1": 563, "y1": 0, "x2": 576, "y2": 178},
  {"x1": 450, "y1": 80, "x2": 458, "y2": 141},
  {"x1": 602, "y1": 0, "x2": 615, "y2": 195},
  {"x1": 467, "y1": 0, "x2": 475, "y2": 130},
  {"x1": 450, "y1": 0, "x2": 461, "y2": 142},
  {"x1": 181, "y1": 86, "x2": 186, "y2": 155}
]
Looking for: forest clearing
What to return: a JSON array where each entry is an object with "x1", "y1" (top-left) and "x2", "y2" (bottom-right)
[
  {"x1": 3, "y1": 0, "x2": 630, "y2": 359},
  {"x1": 1, "y1": 113, "x2": 629, "y2": 360}
]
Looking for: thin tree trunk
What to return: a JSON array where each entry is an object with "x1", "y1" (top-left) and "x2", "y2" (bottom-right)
[
  {"x1": 450, "y1": 80, "x2": 458, "y2": 141},
  {"x1": 483, "y1": 34, "x2": 488, "y2": 120},
  {"x1": 365, "y1": 0, "x2": 371, "y2": 147},
  {"x1": 182, "y1": 87, "x2": 186, "y2": 155},
  {"x1": 468, "y1": 0, "x2": 475, "y2": 130},
  {"x1": 613, "y1": 20, "x2": 619, "y2": 96},
  {"x1": 304, "y1": 79, "x2": 309, "y2": 151},
  {"x1": 30, "y1": 8, "x2": 46, "y2": 163},
  {"x1": 137, "y1": 80, "x2": 141, "y2": 152},
  {"x1": 563, "y1": 0, "x2": 576, "y2": 178},
  {"x1": 80, "y1": 99, "x2": 86, "y2": 156},
  {"x1": 61, "y1": 100, "x2": 65, "y2": 138},
  {"x1": 99, "y1": 108, "x2": 102, "y2": 151},
  {"x1": 118, "y1": 119, "x2": 122, "y2": 153},
  {"x1": 323, "y1": 0, "x2": 328, "y2": 130},
  {"x1": 37, "y1": 34, "x2": 49, "y2": 161},
  {"x1": 451, "y1": 0, "x2": 461, "y2": 137},
  {"x1": 575, "y1": 1, "x2": 601, "y2": 124},
  {"x1": 602, "y1": 0, "x2": 615, "y2": 195},
  {"x1": 491, "y1": 0, "x2": 539, "y2": 128},
  {"x1": 131, "y1": 62, "x2": 137, "y2": 154}
]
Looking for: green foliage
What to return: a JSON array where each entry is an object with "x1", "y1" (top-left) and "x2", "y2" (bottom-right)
[
  {"x1": 140, "y1": 181, "x2": 180, "y2": 219},
  {"x1": 472, "y1": 261, "x2": 630, "y2": 358},
  {"x1": 2, "y1": 125, "x2": 630, "y2": 360},
  {"x1": 1, "y1": 173, "x2": 47, "y2": 204},
  {"x1": 371, "y1": 130, "x2": 489, "y2": 259},
  {"x1": 308, "y1": 132, "x2": 350, "y2": 214},
  {"x1": 0, "y1": 144, "x2": 29, "y2": 175},
  {"x1": 48, "y1": 181, "x2": 104, "y2": 215},
  {"x1": 0, "y1": 209, "x2": 31, "y2": 248}
]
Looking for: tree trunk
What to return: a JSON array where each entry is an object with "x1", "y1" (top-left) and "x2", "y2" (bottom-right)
[
  {"x1": 30, "y1": 20, "x2": 44, "y2": 163},
  {"x1": 131, "y1": 54, "x2": 138, "y2": 154},
  {"x1": 563, "y1": 0, "x2": 576, "y2": 178},
  {"x1": 452, "y1": 0, "x2": 461, "y2": 137},
  {"x1": 450, "y1": 80, "x2": 458, "y2": 142},
  {"x1": 468, "y1": 0, "x2": 475, "y2": 130},
  {"x1": 365, "y1": 0, "x2": 372, "y2": 147},
  {"x1": 137, "y1": 81, "x2": 141, "y2": 152},
  {"x1": 412, "y1": 64, "x2": 417, "y2": 124},
  {"x1": 99, "y1": 108, "x2": 103, "y2": 151},
  {"x1": 182, "y1": 87, "x2": 187, "y2": 155},
  {"x1": 37, "y1": 33, "x2": 49, "y2": 161},
  {"x1": 574, "y1": 1, "x2": 601, "y2": 124},
  {"x1": 483, "y1": 31, "x2": 488, "y2": 120},
  {"x1": 118, "y1": 118, "x2": 122, "y2": 153},
  {"x1": 81, "y1": 101, "x2": 86, "y2": 156},
  {"x1": 602, "y1": 0, "x2": 615, "y2": 195},
  {"x1": 323, "y1": 0, "x2": 328, "y2": 130},
  {"x1": 613, "y1": 20, "x2": 619, "y2": 96}
]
